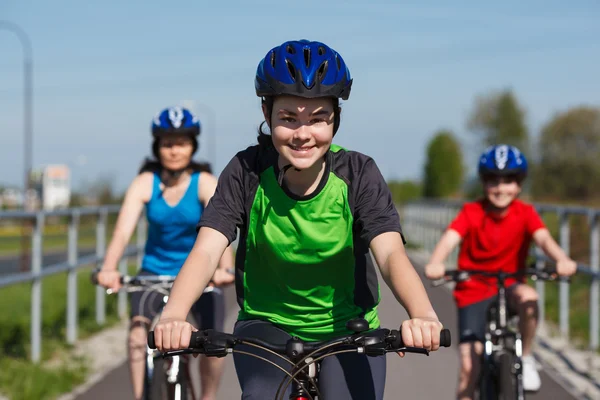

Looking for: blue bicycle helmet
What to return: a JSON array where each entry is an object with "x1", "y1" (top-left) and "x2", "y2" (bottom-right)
[
  {"x1": 151, "y1": 106, "x2": 200, "y2": 138},
  {"x1": 478, "y1": 144, "x2": 528, "y2": 179},
  {"x1": 255, "y1": 39, "x2": 352, "y2": 100},
  {"x1": 150, "y1": 107, "x2": 201, "y2": 159}
]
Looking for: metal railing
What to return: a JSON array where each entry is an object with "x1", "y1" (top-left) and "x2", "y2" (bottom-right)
[
  {"x1": 401, "y1": 199, "x2": 600, "y2": 352},
  {"x1": 0, "y1": 206, "x2": 146, "y2": 363}
]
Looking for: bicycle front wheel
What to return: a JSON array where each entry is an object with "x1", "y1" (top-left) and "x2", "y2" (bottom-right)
[{"x1": 497, "y1": 352, "x2": 519, "y2": 400}]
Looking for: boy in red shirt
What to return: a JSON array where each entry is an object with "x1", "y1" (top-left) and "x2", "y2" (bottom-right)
[{"x1": 425, "y1": 145, "x2": 577, "y2": 399}]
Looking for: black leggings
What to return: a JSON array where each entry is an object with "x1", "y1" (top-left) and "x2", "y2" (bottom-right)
[{"x1": 232, "y1": 319, "x2": 386, "y2": 400}]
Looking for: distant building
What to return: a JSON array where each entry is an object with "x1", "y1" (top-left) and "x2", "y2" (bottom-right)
[{"x1": 29, "y1": 164, "x2": 71, "y2": 211}]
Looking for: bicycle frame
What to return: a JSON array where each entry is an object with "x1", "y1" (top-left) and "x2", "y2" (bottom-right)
[
  {"x1": 431, "y1": 266, "x2": 559, "y2": 400},
  {"x1": 480, "y1": 272, "x2": 524, "y2": 400}
]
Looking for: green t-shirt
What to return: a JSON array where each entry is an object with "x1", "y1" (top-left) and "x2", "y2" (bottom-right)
[{"x1": 198, "y1": 144, "x2": 404, "y2": 341}]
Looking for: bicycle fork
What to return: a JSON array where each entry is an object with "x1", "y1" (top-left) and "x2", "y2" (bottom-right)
[
  {"x1": 290, "y1": 356, "x2": 318, "y2": 399},
  {"x1": 483, "y1": 333, "x2": 525, "y2": 400}
]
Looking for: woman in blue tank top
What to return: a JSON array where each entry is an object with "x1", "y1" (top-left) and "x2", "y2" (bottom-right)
[{"x1": 97, "y1": 106, "x2": 234, "y2": 400}]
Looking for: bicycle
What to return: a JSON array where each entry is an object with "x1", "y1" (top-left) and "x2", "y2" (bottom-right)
[
  {"x1": 147, "y1": 318, "x2": 452, "y2": 400},
  {"x1": 430, "y1": 263, "x2": 563, "y2": 400},
  {"x1": 91, "y1": 270, "x2": 229, "y2": 400}
]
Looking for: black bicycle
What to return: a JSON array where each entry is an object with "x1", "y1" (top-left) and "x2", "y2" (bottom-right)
[
  {"x1": 91, "y1": 271, "x2": 227, "y2": 400},
  {"x1": 431, "y1": 263, "x2": 561, "y2": 400},
  {"x1": 147, "y1": 318, "x2": 451, "y2": 400}
]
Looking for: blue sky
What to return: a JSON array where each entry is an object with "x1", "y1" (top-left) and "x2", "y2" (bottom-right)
[{"x1": 1, "y1": 0, "x2": 599, "y2": 192}]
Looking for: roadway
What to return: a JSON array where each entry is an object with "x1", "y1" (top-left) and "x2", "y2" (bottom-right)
[
  {"x1": 0, "y1": 248, "x2": 96, "y2": 275},
  {"x1": 74, "y1": 257, "x2": 576, "y2": 399}
]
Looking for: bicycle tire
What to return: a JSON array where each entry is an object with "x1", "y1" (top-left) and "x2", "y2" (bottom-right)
[
  {"x1": 140, "y1": 357, "x2": 163, "y2": 400},
  {"x1": 497, "y1": 352, "x2": 518, "y2": 400},
  {"x1": 478, "y1": 355, "x2": 495, "y2": 400}
]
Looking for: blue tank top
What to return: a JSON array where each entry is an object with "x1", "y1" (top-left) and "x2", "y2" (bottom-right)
[{"x1": 142, "y1": 172, "x2": 203, "y2": 276}]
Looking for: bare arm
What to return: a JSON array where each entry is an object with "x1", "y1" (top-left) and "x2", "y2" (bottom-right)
[
  {"x1": 371, "y1": 232, "x2": 438, "y2": 320},
  {"x1": 160, "y1": 227, "x2": 230, "y2": 320},
  {"x1": 102, "y1": 174, "x2": 150, "y2": 271},
  {"x1": 428, "y1": 229, "x2": 462, "y2": 264},
  {"x1": 424, "y1": 229, "x2": 462, "y2": 279},
  {"x1": 199, "y1": 172, "x2": 235, "y2": 280},
  {"x1": 533, "y1": 228, "x2": 577, "y2": 276},
  {"x1": 370, "y1": 231, "x2": 443, "y2": 350},
  {"x1": 533, "y1": 228, "x2": 568, "y2": 261}
]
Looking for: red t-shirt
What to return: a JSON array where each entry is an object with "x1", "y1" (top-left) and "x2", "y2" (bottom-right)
[{"x1": 449, "y1": 199, "x2": 545, "y2": 308}]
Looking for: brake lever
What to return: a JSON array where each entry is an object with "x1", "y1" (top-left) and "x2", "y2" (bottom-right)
[
  {"x1": 160, "y1": 349, "x2": 199, "y2": 357},
  {"x1": 430, "y1": 279, "x2": 447, "y2": 287},
  {"x1": 389, "y1": 347, "x2": 430, "y2": 356}
]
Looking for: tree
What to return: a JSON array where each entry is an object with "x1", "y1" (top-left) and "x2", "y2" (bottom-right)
[
  {"x1": 467, "y1": 89, "x2": 529, "y2": 153},
  {"x1": 387, "y1": 180, "x2": 422, "y2": 204},
  {"x1": 423, "y1": 130, "x2": 464, "y2": 198},
  {"x1": 532, "y1": 106, "x2": 600, "y2": 201}
]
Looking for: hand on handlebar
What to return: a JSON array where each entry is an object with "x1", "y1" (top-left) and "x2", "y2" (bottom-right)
[
  {"x1": 153, "y1": 318, "x2": 198, "y2": 352},
  {"x1": 424, "y1": 262, "x2": 446, "y2": 280},
  {"x1": 398, "y1": 317, "x2": 444, "y2": 357},
  {"x1": 556, "y1": 257, "x2": 577, "y2": 277},
  {"x1": 96, "y1": 269, "x2": 122, "y2": 292}
]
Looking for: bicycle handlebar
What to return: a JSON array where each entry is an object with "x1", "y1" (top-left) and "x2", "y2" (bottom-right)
[
  {"x1": 90, "y1": 268, "x2": 235, "y2": 292},
  {"x1": 147, "y1": 322, "x2": 451, "y2": 358},
  {"x1": 431, "y1": 264, "x2": 562, "y2": 287}
]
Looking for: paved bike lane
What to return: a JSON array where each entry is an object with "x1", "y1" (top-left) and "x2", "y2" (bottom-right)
[{"x1": 75, "y1": 256, "x2": 576, "y2": 399}]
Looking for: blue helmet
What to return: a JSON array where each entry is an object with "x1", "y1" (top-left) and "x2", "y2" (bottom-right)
[
  {"x1": 151, "y1": 106, "x2": 200, "y2": 138},
  {"x1": 255, "y1": 39, "x2": 352, "y2": 100},
  {"x1": 478, "y1": 144, "x2": 528, "y2": 179}
]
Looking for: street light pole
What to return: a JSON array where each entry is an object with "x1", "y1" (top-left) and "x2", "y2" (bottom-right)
[
  {"x1": 1, "y1": 20, "x2": 34, "y2": 272},
  {"x1": 0, "y1": 20, "x2": 33, "y2": 210}
]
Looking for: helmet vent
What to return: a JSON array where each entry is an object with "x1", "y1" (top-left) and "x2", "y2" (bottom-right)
[
  {"x1": 303, "y1": 47, "x2": 311, "y2": 68},
  {"x1": 317, "y1": 61, "x2": 328, "y2": 82},
  {"x1": 318, "y1": 46, "x2": 326, "y2": 56},
  {"x1": 286, "y1": 44, "x2": 296, "y2": 54},
  {"x1": 335, "y1": 54, "x2": 341, "y2": 71},
  {"x1": 270, "y1": 51, "x2": 276, "y2": 68},
  {"x1": 285, "y1": 59, "x2": 297, "y2": 82}
]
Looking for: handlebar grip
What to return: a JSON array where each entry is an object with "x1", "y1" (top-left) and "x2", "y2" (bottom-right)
[
  {"x1": 147, "y1": 330, "x2": 205, "y2": 350},
  {"x1": 440, "y1": 329, "x2": 451, "y2": 347},
  {"x1": 148, "y1": 331, "x2": 156, "y2": 349},
  {"x1": 390, "y1": 328, "x2": 452, "y2": 349},
  {"x1": 90, "y1": 270, "x2": 99, "y2": 285}
]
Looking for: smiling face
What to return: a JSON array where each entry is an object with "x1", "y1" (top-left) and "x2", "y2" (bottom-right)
[
  {"x1": 265, "y1": 95, "x2": 336, "y2": 171},
  {"x1": 482, "y1": 174, "x2": 522, "y2": 209}
]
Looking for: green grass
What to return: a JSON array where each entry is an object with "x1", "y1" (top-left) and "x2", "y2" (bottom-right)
[
  {"x1": 535, "y1": 273, "x2": 593, "y2": 348},
  {"x1": 0, "y1": 223, "x2": 139, "y2": 257},
  {"x1": 0, "y1": 263, "x2": 137, "y2": 400}
]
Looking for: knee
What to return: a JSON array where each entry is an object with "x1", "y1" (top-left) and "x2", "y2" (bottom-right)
[
  {"x1": 514, "y1": 286, "x2": 539, "y2": 316},
  {"x1": 129, "y1": 322, "x2": 149, "y2": 351},
  {"x1": 517, "y1": 285, "x2": 539, "y2": 303}
]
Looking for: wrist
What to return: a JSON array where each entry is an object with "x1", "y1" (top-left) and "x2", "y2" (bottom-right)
[
  {"x1": 160, "y1": 307, "x2": 188, "y2": 322},
  {"x1": 409, "y1": 310, "x2": 439, "y2": 321}
]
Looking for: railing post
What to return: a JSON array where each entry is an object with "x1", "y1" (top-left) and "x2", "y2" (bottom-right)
[
  {"x1": 96, "y1": 208, "x2": 107, "y2": 325},
  {"x1": 559, "y1": 210, "x2": 570, "y2": 339},
  {"x1": 66, "y1": 210, "x2": 80, "y2": 344},
  {"x1": 535, "y1": 246, "x2": 546, "y2": 327},
  {"x1": 30, "y1": 212, "x2": 44, "y2": 363},
  {"x1": 589, "y1": 212, "x2": 599, "y2": 352}
]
